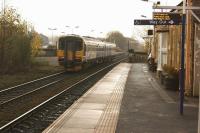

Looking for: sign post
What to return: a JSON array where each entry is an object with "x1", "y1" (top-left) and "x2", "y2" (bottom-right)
[{"x1": 179, "y1": 0, "x2": 186, "y2": 115}]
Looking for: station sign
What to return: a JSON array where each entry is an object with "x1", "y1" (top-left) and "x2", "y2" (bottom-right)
[
  {"x1": 134, "y1": 19, "x2": 181, "y2": 25},
  {"x1": 153, "y1": 12, "x2": 182, "y2": 22}
]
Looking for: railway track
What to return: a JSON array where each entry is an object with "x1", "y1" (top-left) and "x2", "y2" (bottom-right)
[
  {"x1": 0, "y1": 56, "x2": 127, "y2": 132},
  {"x1": 0, "y1": 72, "x2": 67, "y2": 105}
]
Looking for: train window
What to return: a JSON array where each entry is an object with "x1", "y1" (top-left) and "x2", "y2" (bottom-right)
[
  {"x1": 74, "y1": 41, "x2": 83, "y2": 51},
  {"x1": 64, "y1": 40, "x2": 83, "y2": 51},
  {"x1": 59, "y1": 39, "x2": 65, "y2": 50}
]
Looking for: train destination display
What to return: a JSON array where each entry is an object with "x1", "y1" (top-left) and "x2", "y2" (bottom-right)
[
  {"x1": 153, "y1": 12, "x2": 182, "y2": 21},
  {"x1": 134, "y1": 12, "x2": 182, "y2": 25}
]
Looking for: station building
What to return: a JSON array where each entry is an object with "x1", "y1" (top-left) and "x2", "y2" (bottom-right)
[{"x1": 149, "y1": 1, "x2": 200, "y2": 96}]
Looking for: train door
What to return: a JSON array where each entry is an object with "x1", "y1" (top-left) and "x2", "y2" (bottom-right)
[{"x1": 64, "y1": 40, "x2": 76, "y2": 68}]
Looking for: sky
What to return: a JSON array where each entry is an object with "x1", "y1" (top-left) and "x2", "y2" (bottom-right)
[{"x1": 1, "y1": 0, "x2": 181, "y2": 39}]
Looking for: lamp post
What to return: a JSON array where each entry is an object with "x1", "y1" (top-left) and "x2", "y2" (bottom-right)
[
  {"x1": 141, "y1": 15, "x2": 147, "y2": 18},
  {"x1": 74, "y1": 26, "x2": 79, "y2": 35},
  {"x1": 100, "y1": 32, "x2": 103, "y2": 38},
  {"x1": 61, "y1": 32, "x2": 65, "y2": 36},
  {"x1": 140, "y1": 13, "x2": 154, "y2": 61},
  {"x1": 65, "y1": 25, "x2": 72, "y2": 34},
  {"x1": 141, "y1": 0, "x2": 160, "y2": 68},
  {"x1": 90, "y1": 29, "x2": 95, "y2": 37},
  {"x1": 141, "y1": 0, "x2": 160, "y2": 5},
  {"x1": 66, "y1": 25, "x2": 79, "y2": 34},
  {"x1": 48, "y1": 28, "x2": 57, "y2": 45},
  {"x1": 2, "y1": 0, "x2": 6, "y2": 15}
]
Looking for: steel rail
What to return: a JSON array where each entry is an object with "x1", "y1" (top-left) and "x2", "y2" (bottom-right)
[
  {"x1": 0, "y1": 79, "x2": 62, "y2": 106},
  {"x1": 0, "y1": 71, "x2": 65, "y2": 93},
  {"x1": 0, "y1": 57, "x2": 127, "y2": 132}
]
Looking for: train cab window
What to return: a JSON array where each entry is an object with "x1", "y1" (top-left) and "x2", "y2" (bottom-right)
[
  {"x1": 74, "y1": 41, "x2": 83, "y2": 51},
  {"x1": 64, "y1": 40, "x2": 83, "y2": 51},
  {"x1": 68, "y1": 41, "x2": 82, "y2": 51},
  {"x1": 59, "y1": 37, "x2": 83, "y2": 51}
]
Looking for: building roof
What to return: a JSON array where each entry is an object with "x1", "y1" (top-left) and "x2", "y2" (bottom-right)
[{"x1": 170, "y1": 1, "x2": 200, "y2": 23}]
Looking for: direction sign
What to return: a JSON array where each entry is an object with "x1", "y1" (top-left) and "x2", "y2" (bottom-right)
[
  {"x1": 134, "y1": 19, "x2": 182, "y2": 25},
  {"x1": 153, "y1": 12, "x2": 182, "y2": 21}
]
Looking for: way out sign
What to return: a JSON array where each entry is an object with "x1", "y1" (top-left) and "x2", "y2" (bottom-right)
[
  {"x1": 134, "y1": 12, "x2": 182, "y2": 25},
  {"x1": 134, "y1": 19, "x2": 181, "y2": 25}
]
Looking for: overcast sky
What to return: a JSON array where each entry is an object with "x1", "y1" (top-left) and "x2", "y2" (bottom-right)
[{"x1": 2, "y1": 0, "x2": 181, "y2": 38}]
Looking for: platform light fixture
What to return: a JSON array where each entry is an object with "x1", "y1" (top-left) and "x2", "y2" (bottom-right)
[
  {"x1": 141, "y1": 15, "x2": 147, "y2": 18},
  {"x1": 141, "y1": 0, "x2": 160, "y2": 5}
]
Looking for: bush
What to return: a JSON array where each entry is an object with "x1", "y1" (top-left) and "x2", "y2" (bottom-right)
[
  {"x1": 0, "y1": 7, "x2": 41, "y2": 73},
  {"x1": 162, "y1": 65, "x2": 179, "y2": 78},
  {"x1": 162, "y1": 65, "x2": 179, "y2": 90}
]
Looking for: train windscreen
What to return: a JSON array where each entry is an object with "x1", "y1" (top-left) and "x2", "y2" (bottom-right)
[
  {"x1": 66, "y1": 41, "x2": 82, "y2": 51},
  {"x1": 59, "y1": 38, "x2": 82, "y2": 51}
]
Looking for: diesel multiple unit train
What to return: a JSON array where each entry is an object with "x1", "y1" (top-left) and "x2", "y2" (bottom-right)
[{"x1": 57, "y1": 35, "x2": 122, "y2": 71}]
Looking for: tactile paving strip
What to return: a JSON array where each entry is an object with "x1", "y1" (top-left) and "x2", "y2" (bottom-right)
[{"x1": 94, "y1": 68, "x2": 129, "y2": 133}]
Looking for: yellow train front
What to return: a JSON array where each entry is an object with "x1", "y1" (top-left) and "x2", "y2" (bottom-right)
[{"x1": 57, "y1": 35, "x2": 116, "y2": 71}]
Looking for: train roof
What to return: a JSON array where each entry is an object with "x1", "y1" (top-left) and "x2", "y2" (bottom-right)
[{"x1": 59, "y1": 35, "x2": 116, "y2": 47}]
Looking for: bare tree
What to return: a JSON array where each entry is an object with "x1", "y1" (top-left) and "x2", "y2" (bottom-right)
[{"x1": 105, "y1": 31, "x2": 127, "y2": 50}]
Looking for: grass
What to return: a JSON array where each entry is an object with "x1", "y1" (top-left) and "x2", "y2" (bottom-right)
[{"x1": 0, "y1": 63, "x2": 63, "y2": 90}]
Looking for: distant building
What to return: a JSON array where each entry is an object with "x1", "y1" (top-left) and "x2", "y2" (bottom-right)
[
  {"x1": 127, "y1": 38, "x2": 145, "y2": 53},
  {"x1": 40, "y1": 34, "x2": 49, "y2": 46}
]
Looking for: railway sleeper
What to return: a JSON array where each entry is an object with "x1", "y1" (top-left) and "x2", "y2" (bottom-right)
[
  {"x1": 46, "y1": 116, "x2": 58, "y2": 121},
  {"x1": 41, "y1": 109, "x2": 50, "y2": 113},
  {"x1": 12, "y1": 127, "x2": 24, "y2": 133},
  {"x1": 29, "y1": 117, "x2": 40, "y2": 122},
  {"x1": 22, "y1": 121, "x2": 34, "y2": 127},
  {"x1": 56, "y1": 103, "x2": 66, "y2": 108},
  {"x1": 17, "y1": 124, "x2": 30, "y2": 130}
]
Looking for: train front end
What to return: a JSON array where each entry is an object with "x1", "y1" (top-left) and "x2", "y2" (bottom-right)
[{"x1": 57, "y1": 36, "x2": 84, "y2": 71}]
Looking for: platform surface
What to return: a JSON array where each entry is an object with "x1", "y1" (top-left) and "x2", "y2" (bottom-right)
[
  {"x1": 116, "y1": 63, "x2": 198, "y2": 133},
  {"x1": 43, "y1": 63, "x2": 131, "y2": 133},
  {"x1": 43, "y1": 63, "x2": 198, "y2": 133}
]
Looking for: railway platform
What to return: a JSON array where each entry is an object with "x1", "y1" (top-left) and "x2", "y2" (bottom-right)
[{"x1": 43, "y1": 63, "x2": 198, "y2": 133}]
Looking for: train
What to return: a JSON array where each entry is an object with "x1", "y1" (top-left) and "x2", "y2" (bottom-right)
[{"x1": 57, "y1": 35, "x2": 123, "y2": 71}]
